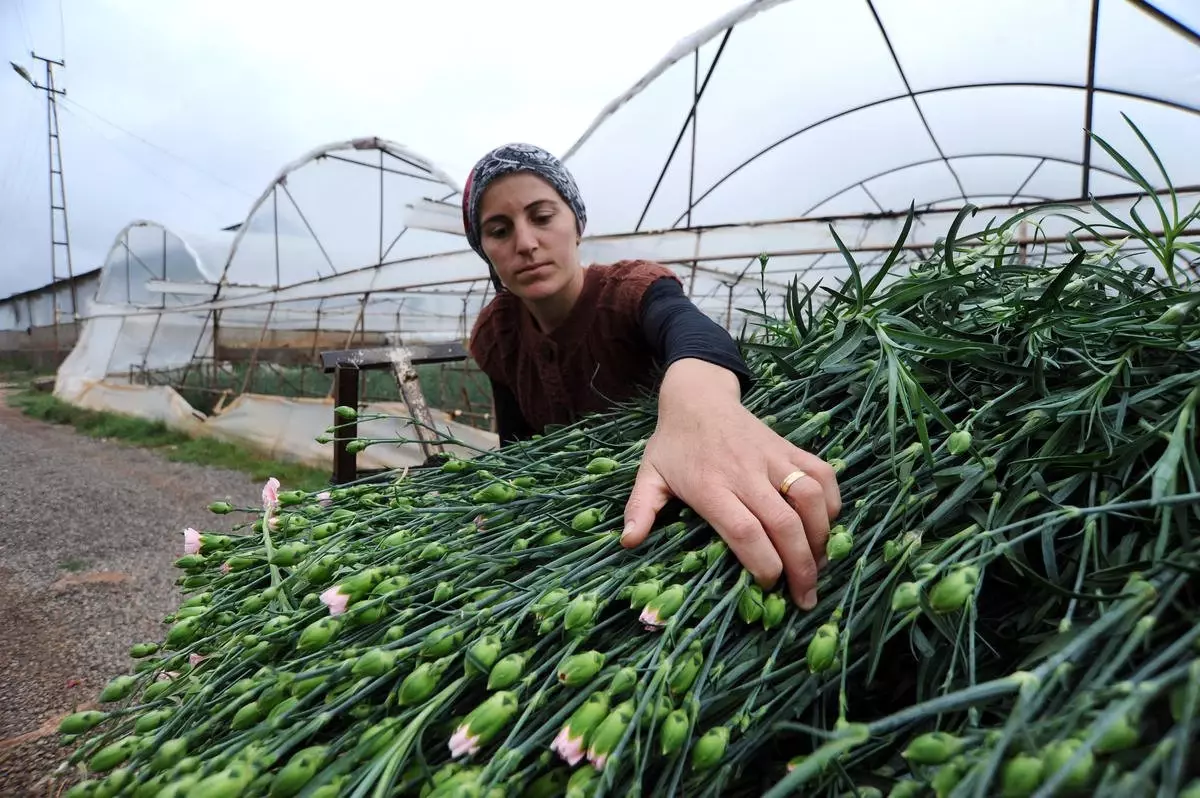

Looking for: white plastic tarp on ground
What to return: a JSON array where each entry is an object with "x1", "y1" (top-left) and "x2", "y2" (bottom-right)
[{"x1": 52, "y1": 378, "x2": 499, "y2": 470}]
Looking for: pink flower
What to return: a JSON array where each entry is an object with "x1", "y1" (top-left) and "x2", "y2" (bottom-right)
[
  {"x1": 269, "y1": 516, "x2": 280, "y2": 530},
  {"x1": 262, "y1": 477, "x2": 280, "y2": 511},
  {"x1": 638, "y1": 606, "x2": 668, "y2": 631},
  {"x1": 448, "y1": 723, "x2": 480, "y2": 759},
  {"x1": 550, "y1": 727, "x2": 587, "y2": 766},
  {"x1": 183, "y1": 527, "x2": 201, "y2": 555},
  {"x1": 588, "y1": 749, "x2": 610, "y2": 770},
  {"x1": 188, "y1": 653, "x2": 206, "y2": 667},
  {"x1": 320, "y1": 586, "x2": 350, "y2": 616},
  {"x1": 317, "y1": 491, "x2": 332, "y2": 507},
  {"x1": 220, "y1": 562, "x2": 232, "y2": 574}
]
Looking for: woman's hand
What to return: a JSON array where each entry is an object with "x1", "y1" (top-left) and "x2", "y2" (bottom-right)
[{"x1": 620, "y1": 358, "x2": 842, "y2": 609}]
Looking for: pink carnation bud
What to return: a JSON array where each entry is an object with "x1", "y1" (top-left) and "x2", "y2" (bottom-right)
[
  {"x1": 188, "y1": 653, "x2": 206, "y2": 667},
  {"x1": 320, "y1": 586, "x2": 350, "y2": 616},
  {"x1": 550, "y1": 727, "x2": 587, "y2": 766},
  {"x1": 262, "y1": 477, "x2": 280, "y2": 510},
  {"x1": 448, "y1": 723, "x2": 480, "y2": 759},
  {"x1": 183, "y1": 527, "x2": 201, "y2": 555},
  {"x1": 220, "y1": 562, "x2": 232, "y2": 574},
  {"x1": 317, "y1": 491, "x2": 332, "y2": 507},
  {"x1": 638, "y1": 606, "x2": 667, "y2": 631}
]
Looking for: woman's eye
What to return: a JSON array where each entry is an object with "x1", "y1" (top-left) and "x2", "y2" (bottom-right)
[
  {"x1": 485, "y1": 227, "x2": 507, "y2": 239},
  {"x1": 533, "y1": 214, "x2": 553, "y2": 225}
]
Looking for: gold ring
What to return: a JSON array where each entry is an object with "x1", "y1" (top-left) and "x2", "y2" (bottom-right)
[{"x1": 779, "y1": 470, "x2": 808, "y2": 496}]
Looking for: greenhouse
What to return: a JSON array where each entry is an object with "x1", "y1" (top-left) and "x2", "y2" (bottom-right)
[{"x1": 31, "y1": 1, "x2": 1200, "y2": 797}]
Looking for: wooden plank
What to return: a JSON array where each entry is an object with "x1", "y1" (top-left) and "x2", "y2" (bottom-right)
[
  {"x1": 319, "y1": 341, "x2": 467, "y2": 372},
  {"x1": 332, "y1": 365, "x2": 360, "y2": 484}
]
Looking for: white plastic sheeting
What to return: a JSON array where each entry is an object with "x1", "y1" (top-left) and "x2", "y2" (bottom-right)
[{"x1": 563, "y1": 0, "x2": 1200, "y2": 234}]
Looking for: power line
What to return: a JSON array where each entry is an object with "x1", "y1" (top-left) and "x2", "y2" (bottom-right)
[{"x1": 58, "y1": 96, "x2": 257, "y2": 200}]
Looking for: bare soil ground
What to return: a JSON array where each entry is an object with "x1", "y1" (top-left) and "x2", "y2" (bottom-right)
[{"x1": 0, "y1": 390, "x2": 262, "y2": 796}]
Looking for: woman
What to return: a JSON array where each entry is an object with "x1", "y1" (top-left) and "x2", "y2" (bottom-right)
[{"x1": 462, "y1": 143, "x2": 841, "y2": 611}]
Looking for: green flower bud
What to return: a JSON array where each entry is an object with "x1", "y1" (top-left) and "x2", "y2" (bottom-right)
[
  {"x1": 472, "y1": 482, "x2": 517, "y2": 504},
  {"x1": 887, "y1": 780, "x2": 923, "y2": 798},
  {"x1": 59, "y1": 710, "x2": 108, "y2": 735},
  {"x1": 207, "y1": 501, "x2": 234, "y2": 514},
  {"x1": 526, "y1": 769, "x2": 568, "y2": 798},
  {"x1": 947, "y1": 429, "x2": 972, "y2": 455},
  {"x1": 558, "y1": 651, "x2": 606, "y2": 687},
  {"x1": 352, "y1": 647, "x2": 399, "y2": 678},
  {"x1": 827, "y1": 531, "x2": 854, "y2": 561},
  {"x1": 533, "y1": 588, "x2": 569, "y2": 616},
  {"x1": 585, "y1": 457, "x2": 620, "y2": 474},
  {"x1": 929, "y1": 566, "x2": 979, "y2": 613},
  {"x1": 451, "y1": 691, "x2": 519, "y2": 757},
  {"x1": 570, "y1": 508, "x2": 605, "y2": 531},
  {"x1": 1094, "y1": 713, "x2": 1139, "y2": 753},
  {"x1": 669, "y1": 649, "x2": 703, "y2": 696},
  {"x1": 98, "y1": 675, "x2": 137, "y2": 703},
  {"x1": 421, "y1": 627, "x2": 464, "y2": 659},
  {"x1": 297, "y1": 617, "x2": 341, "y2": 652},
  {"x1": 702, "y1": 538, "x2": 729, "y2": 568},
  {"x1": 433, "y1": 581, "x2": 455, "y2": 603},
  {"x1": 679, "y1": 551, "x2": 706, "y2": 574},
  {"x1": 690, "y1": 726, "x2": 729, "y2": 771},
  {"x1": 269, "y1": 745, "x2": 327, "y2": 798},
  {"x1": 334, "y1": 405, "x2": 357, "y2": 420},
  {"x1": 397, "y1": 661, "x2": 446, "y2": 706},
  {"x1": 465, "y1": 635, "x2": 503, "y2": 676},
  {"x1": 585, "y1": 701, "x2": 635, "y2": 768},
  {"x1": 371, "y1": 575, "x2": 412, "y2": 597},
  {"x1": 806, "y1": 623, "x2": 839, "y2": 673},
  {"x1": 88, "y1": 736, "x2": 138, "y2": 772},
  {"x1": 762, "y1": 592, "x2": 788, "y2": 630},
  {"x1": 891, "y1": 582, "x2": 922, "y2": 612},
  {"x1": 128, "y1": 642, "x2": 159, "y2": 658},
  {"x1": 561, "y1": 692, "x2": 611, "y2": 744},
  {"x1": 640, "y1": 584, "x2": 686, "y2": 629},
  {"x1": 1041, "y1": 738, "x2": 1093, "y2": 791},
  {"x1": 487, "y1": 652, "x2": 527, "y2": 690},
  {"x1": 737, "y1": 583, "x2": 765, "y2": 625},
  {"x1": 609, "y1": 666, "x2": 638, "y2": 697},
  {"x1": 659, "y1": 709, "x2": 690, "y2": 756},
  {"x1": 901, "y1": 731, "x2": 965, "y2": 765},
  {"x1": 268, "y1": 542, "x2": 310, "y2": 567},
  {"x1": 563, "y1": 595, "x2": 598, "y2": 635},
  {"x1": 628, "y1": 579, "x2": 662, "y2": 610},
  {"x1": 1180, "y1": 780, "x2": 1200, "y2": 798},
  {"x1": 930, "y1": 758, "x2": 966, "y2": 797},
  {"x1": 133, "y1": 709, "x2": 172, "y2": 733},
  {"x1": 1000, "y1": 753, "x2": 1044, "y2": 798},
  {"x1": 151, "y1": 737, "x2": 188, "y2": 772}
]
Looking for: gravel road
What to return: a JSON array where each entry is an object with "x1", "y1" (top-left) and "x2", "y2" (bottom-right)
[{"x1": 0, "y1": 390, "x2": 265, "y2": 796}]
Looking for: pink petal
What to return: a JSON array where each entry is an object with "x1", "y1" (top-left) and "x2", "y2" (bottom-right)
[
  {"x1": 188, "y1": 653, "x2": 206, "y2": 667},
  {"x1": 448, "y1": 725, "x2": 479, "y2": 759},
  {"x1": 320, "y1": 586, "x2": 350, "y2": 616},
  {"x1": 639, "y1": 607, "x2": 665, "y2": 631},
  {"x1": 220, "y1": 562, "x2": 232, "y2": 574},
  {"x1": 550, "y1": 728, "x2": 586, "y2": 766},
  {"x1": 262, "y1": 477, "x2": 281, "y2": 510},
  {"x1": 183, "y1": 527, "x2": 201, "y2": 555},
  {"x1": 317, "y1": 491, "x2": 332, "y2": 507},
  {"x1": 588, "y1": 750, "x2": 608, "y2": 770}
]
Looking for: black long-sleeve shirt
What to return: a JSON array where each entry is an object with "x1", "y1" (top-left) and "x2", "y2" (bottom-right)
[{"x1": 490, "y1": 277, "x2": 754, "y2": 446}]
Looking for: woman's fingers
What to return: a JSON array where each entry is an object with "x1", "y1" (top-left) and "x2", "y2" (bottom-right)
[
  {"x1": 776, "y1": 463, "x2": 834, "y2": 569},
  {"x1": 741, "y1": 480, "x2": 821, "y2": 609},
  {"x1": 688, "y1": 488, "x2": 784, "y2": 592}
]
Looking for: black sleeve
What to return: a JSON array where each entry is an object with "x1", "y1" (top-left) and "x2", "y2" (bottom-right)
[
  {"x1": 639, "y1": 277, "x2": 756, "y2": 396},
  {"x1": 489, "y1": 378, "x2": 537, "y2": 447}
]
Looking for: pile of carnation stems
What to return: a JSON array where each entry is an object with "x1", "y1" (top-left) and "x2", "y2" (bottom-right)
[{"x1": 54, "y1": 124, "x2": 1200, "y2": 798}]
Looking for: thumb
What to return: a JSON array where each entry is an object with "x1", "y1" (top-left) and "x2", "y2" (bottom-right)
[{"x1": 621, "y1": 463, "x2": 673, "y2": 548}]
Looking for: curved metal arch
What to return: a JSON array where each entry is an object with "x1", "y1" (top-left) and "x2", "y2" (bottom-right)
[
  {"x1": 798, "y1": 152, "x2": 1141, "y2": 219},
  {"x1": 666, "y1": 81, "x2": 1200, "y2": 229},
  {"x1": 94, "y1": 219, "x2": 221, "y2": 309},
  {"x1": 212, "y1": 136, "x2": 463, "y2": 292},
  {"x1": 912, "y1": 193, "x2": 1057, "y2": 210}
]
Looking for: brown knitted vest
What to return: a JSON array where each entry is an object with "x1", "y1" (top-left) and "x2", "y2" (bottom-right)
[{"x1": 469, "y1": 259, "x2": 681, "y2": 433}]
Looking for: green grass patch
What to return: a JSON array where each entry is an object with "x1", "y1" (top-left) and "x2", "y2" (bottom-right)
[{"x1": 6, "y1": 389, "x2": 332, "y2": 492}]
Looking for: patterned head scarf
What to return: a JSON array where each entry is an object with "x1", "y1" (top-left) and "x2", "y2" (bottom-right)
[{"x1": 461, "y1": 143, "x2": 587, "y2": 291}]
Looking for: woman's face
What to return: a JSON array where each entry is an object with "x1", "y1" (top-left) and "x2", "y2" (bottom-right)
[{"x1": 478, "y1": 172, "x2": 581, "y2": 302}]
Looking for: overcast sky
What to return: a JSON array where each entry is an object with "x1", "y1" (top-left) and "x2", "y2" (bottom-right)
[
  {"x1": 3, "y1": 0, "x2": 1198, "y2": 304},
  {"x1": 0, "y1": 0, "x2": 740, "y2": 298}
]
